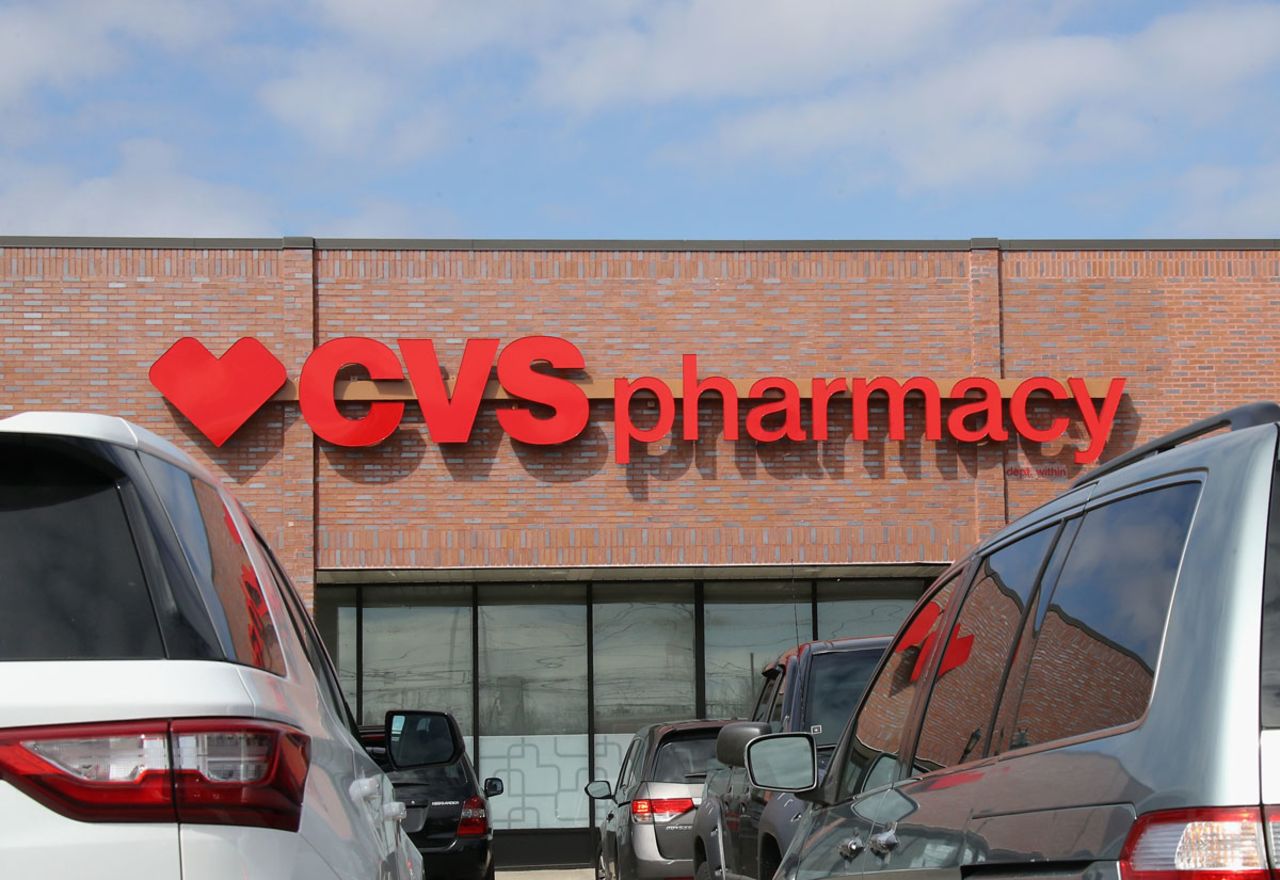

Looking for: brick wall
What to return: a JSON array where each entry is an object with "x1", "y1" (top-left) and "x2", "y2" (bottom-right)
[{"x1": 4, "y1": 241, "x2": 1279, "y2": 600}]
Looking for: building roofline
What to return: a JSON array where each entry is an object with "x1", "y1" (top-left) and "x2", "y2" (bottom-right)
[{"x1": 1, "y1": 235, "x2": 1278, "y2": 252}]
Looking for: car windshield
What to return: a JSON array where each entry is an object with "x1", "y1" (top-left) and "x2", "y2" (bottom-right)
[
  {"x1": 804, "y1": 648, "x2": 882, "y2": 747},
  {"x1": 652, "y1": 732, "x2": 725, "y2": 783}
]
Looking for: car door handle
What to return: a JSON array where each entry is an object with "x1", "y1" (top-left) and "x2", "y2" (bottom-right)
[
  {"x1": 837, "y1": 835, "x2": 864, "y2": 860},
  {"x1": 869, "y1": 827, "x2": 898, "y2": 857},
  {"x1": 348, "y1": 776, "x2": 380, "y2": 802}
]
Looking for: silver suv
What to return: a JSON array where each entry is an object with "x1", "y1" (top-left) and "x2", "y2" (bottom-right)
[
  {"x1": 744, "y1": 403, "x2": 1280, "y2": 880},
  {"x1": 0, "y1": 412, "x2": 422, "y2": 880}
]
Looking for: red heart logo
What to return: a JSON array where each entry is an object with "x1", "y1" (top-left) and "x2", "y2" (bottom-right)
[{"x1": 149, "y1": 338, "x2": 287, "y2": 446}]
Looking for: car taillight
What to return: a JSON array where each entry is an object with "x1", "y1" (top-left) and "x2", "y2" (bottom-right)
[
  {"x1": 0, "y1": 719, "x2": 310, "y2": 832},
  {"x1": 1120, "y1": 808, "x2": 1270, "y2": 880},
  {"x1": 457, "y1": 794, "x2": 489, "y2": 837},
  {"x1": 631, "y1": 797, "x2": 694, "y2": 824}
]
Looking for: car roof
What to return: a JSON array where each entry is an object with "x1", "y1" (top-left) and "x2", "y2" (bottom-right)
[
  {"x1": 634, "y1": 719, "x2": 730, "y2": 742},
  {"x1": 0, "y1": 411, "x2": 218, "y2": 485},
  {"x1": 764, "y1": 633, "x2": 894, "y2": 672}
]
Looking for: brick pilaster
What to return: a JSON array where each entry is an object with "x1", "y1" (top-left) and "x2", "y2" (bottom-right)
[
  {"x1": 278, "y1": 239, "x2": 317, "y2": 607},
  {"x1": 968, "y1": 240, "x2": 1008, "y2": 539}
]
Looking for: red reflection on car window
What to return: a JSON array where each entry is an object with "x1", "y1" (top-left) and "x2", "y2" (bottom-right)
[
  {"x1": 239, "y1": 563, "x2": 270, "y2": 668},
  {"x1": 223, "y1": 508, "x2": 244, "y2": 546},
  {"x1": 937, "y1": 627, "x2": 973, "y2": 678},
  {"x1": 895, "y1": 601, "x2": 974, "y2": 682}
]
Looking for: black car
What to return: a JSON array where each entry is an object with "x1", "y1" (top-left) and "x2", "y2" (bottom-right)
[{"x1": 362, "y1": 711, "x2": 504, "y2": 880}]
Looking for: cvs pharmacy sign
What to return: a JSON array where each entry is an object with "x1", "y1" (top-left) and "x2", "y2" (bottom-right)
[{"x1": 150, "y1": 336, "x2": 1127, "y2": 465}]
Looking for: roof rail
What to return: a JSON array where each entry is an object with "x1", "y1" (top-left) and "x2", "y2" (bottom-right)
[{"x1": 1071, "y1": 401, "x2": 1280, "y2": 488}]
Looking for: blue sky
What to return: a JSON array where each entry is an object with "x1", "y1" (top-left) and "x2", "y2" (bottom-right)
[{"x1": 1, "y1": 0, "x2": 1278, "y2": 238}]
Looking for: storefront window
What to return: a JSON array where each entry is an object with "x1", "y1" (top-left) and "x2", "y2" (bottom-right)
[
  {"x1": 478, "y1": 583, "x2": 589, "y2": 830},
  {"x1": 591, "y1": 582, "x2": 696, "y2": 823},
  {"x1": 703, "y1": 581, "x2": 813, "y2": 719},
  {"x1": 313, "y1": 586, "x2": 358, "y2": 712},
  {"x1": 816, "y1": 579, "x2": 923, "y2": 640},
  {"x1": 362, "y1": 585, "x2": 473, "y2": 732}
]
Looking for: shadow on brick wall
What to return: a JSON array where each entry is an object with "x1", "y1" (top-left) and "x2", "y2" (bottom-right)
[{"x1": 167, "y1": 402, "x2": 291, "y2": 484}]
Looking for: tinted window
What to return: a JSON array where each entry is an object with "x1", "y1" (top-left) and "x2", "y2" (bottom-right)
[
  {"x1": 1263, "y1": 465, "x2": 1280, "y2": 727},
  {"x1": 913, "y1": 527, "x2": 1056, "y2": 771},
  {"x1": 616, "y1": 740, "x2": 639, "y2": 790},
  {"x1": 752, "y1": 670, "x2": 782, "y2": 723},
  {"x1": 651, "y1": 733, "x2": 724, "y2": 783},
  {"x1": 0, "y1": 442, "x2": 163, "y2": 660},
  {"x1": 141, "y1": 456, "x2": 285, "y2": 675},
  {"x1": 804, "y1": 648, "x2": 883, "y2": 747},
  {"x1": 1012, "y1": 483, "x2": 1199, "y2": 748},
  {"x1": 842, "y1": 574, "x2": 963, "y2": 796}
]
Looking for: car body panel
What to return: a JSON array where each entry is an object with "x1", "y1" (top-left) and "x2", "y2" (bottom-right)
[{"x1": 772, "y1": 418, "x2": 1280, "y2": 880}]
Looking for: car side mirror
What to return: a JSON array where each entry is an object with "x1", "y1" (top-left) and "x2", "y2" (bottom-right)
[
  {"x1": 584, "y1": 779, "x2": 614, "y2": 800},
  {"x1": 384, "y1": 710, "x2": 463, "y2": 770},
  {"x1": 745, "y1": 733, "x2": 817, "y2": 792},
  {"x1": 716, "y1": 720, "x2": 772, "y2": 768},
  {"x1": 484, "y1": 777, "x2": 504, "y2": 798}
]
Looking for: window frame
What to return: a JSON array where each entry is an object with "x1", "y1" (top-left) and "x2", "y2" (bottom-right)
[
  {"x1": 906, "y1": 522, "x2": 1062, "y2": 775},
  {"x1": 835, "y1": 560, "x2": 977, "y2": 802},
  {"x1": 993, "y1": 475, "x2": 1205, "y2": 758}
]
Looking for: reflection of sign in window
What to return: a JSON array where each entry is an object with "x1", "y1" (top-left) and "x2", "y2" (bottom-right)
[{"x1": 894, "y1": 602, "x2": 972, "y2": 682}]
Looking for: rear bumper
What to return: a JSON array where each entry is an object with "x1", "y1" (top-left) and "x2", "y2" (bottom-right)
[
  {"x1": 629, "y1": 822, "x2": 695, "y2": 879},
  {"x1": 417, "y1": 834, "x2": 493, "y2": 880},
  {"x1": 0, "y1": 781, "x2": 181, "y2": 879}
]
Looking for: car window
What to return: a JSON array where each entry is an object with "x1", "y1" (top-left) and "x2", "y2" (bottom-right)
[
  {"x1": 651, "y1": 732, "x2": 725, "y2": 783},
  {"x1": 840, "y1": 573, "x2": 964, "y2": 798},
  {"x1": 1010, "y1": 482, "x2": 1200, "y2": 749},
  {"x1": 752, "y1": 669, "x2": 782, "y2": 722},
  {"x1": 912, "y1": 526, "x2": 1057, "y2": 772},
  {"x1": 0, "y1": 440, "x2": 164, "y2": 660},
  {"x1": 140, "y1": 455, "x2": 285, "y2": 675},
  {"x1": 804, "y1": 648, "x2": 883, "y2": 747},
  {"x1": 1262, "y1": 464, "x2": 1280, "y2": 728},
  {"x1": 255, "y1": 533, "x2": 358, "y2": 733},
  {"x1": 625, "y1": 737, "x2": 646, "y2": 791},
  {"x1": 769, "y1": 664, "x2": 788, "y2": 730},
  {"x1": 616, "y1": 739, "x2": 638, "y2": 792}
]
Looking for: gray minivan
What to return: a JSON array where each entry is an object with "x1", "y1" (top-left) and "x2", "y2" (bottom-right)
[
  {"x1": 586, "y1": 720, "x2": 728, "y2": 880},
  {"x1": 740, "y1": 403, "x2": 1280, "y2": 880}
]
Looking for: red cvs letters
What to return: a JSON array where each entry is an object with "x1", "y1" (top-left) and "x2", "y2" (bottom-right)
[{"x1": 297, "y1": 336, "x2": 588, "y2": 447}]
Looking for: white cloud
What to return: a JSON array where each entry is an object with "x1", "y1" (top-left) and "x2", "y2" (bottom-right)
[
  {"x1": 257, "y1": 49, "x2": 452, "y2": 161},
  {"x1": 694, "y1": 3, "x2": 1280, "y2": 189},
  {"x1": 259, "y1": 51, "x2": 396, "y2": 155},
  {"x1": 307, "y1": 0, "x2": 641, "y2": 61},
  {"x1": 0, "y1": 140, "x2": 275, "y2": 235},
  {"x1": 0, "y1": 0, "x2": 223, "y2": 110},
  {"x1": 533, "y1": 0, "x2": 979, "y2": 109},
  {"x1": 1167, "y1": 161, "x2": 1280, "y2": 235}
]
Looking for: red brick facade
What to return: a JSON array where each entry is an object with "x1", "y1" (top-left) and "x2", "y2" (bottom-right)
[{"x1": 4, "y1": 239, "x2": 1278, "y2": 605}]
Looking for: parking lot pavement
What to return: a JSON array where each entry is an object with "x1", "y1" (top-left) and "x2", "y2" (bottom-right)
[{"x1": 497, "y1": 870, "x2": 593, "y2": 880}]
